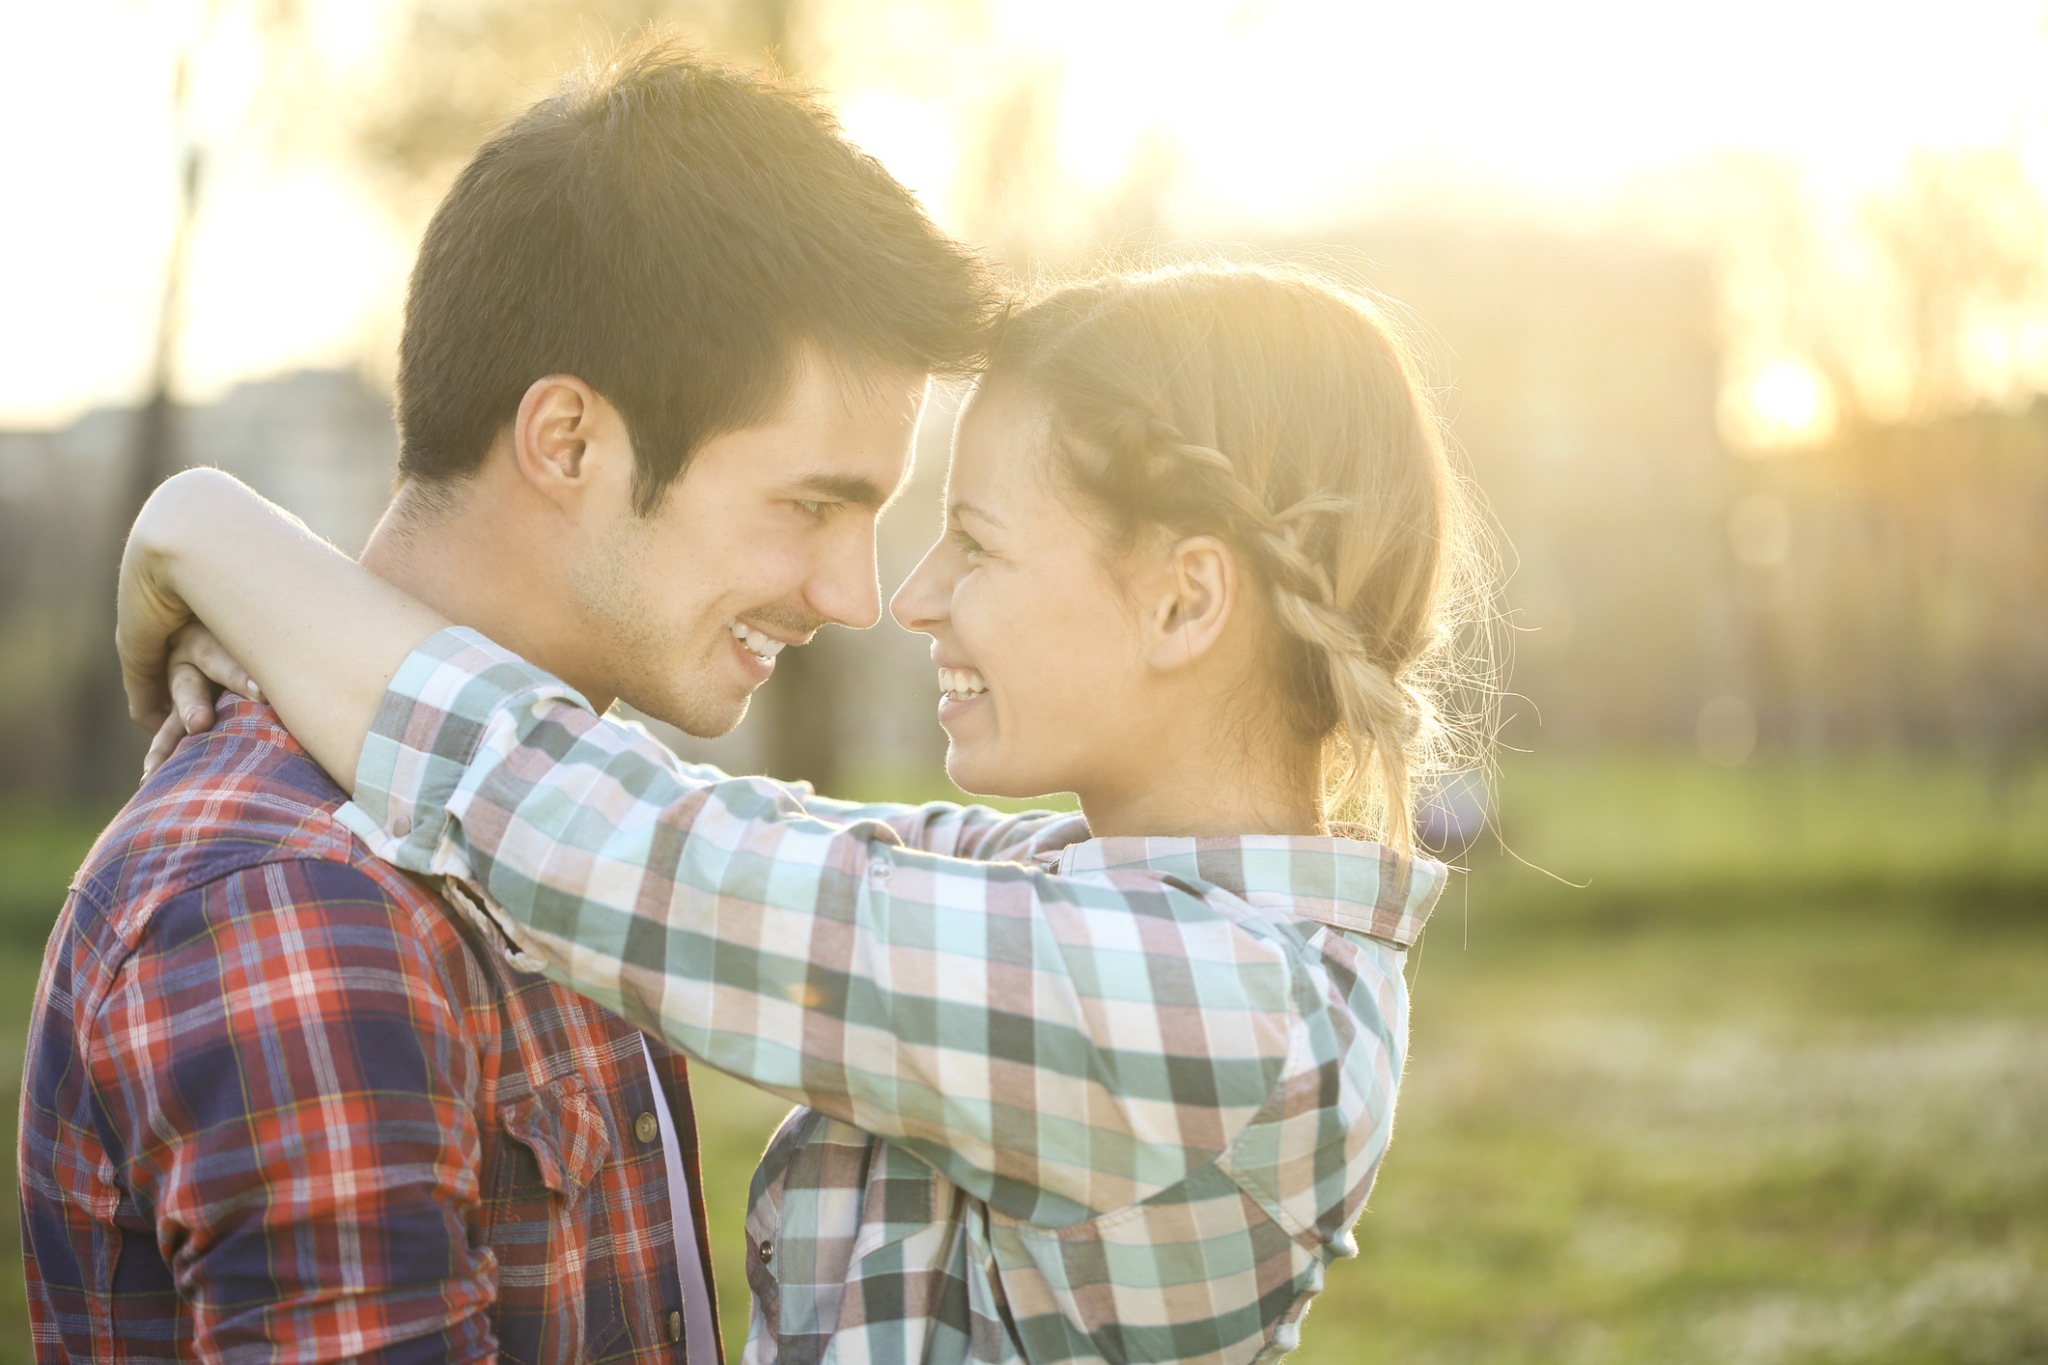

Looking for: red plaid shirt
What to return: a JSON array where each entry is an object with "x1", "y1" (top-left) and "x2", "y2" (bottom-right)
[{"x1": 18, "y1": 698, "x2": 723, "y2": 1364}]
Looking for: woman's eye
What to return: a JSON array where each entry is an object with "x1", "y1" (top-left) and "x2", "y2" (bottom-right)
[{"x1": 950, "y1": 529, "x2": 985, "y2": 557}]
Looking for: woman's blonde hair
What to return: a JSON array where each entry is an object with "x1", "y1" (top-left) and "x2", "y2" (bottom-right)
[{"x1": 983, "y1": 262, "x2": 1494, "y2": 852}]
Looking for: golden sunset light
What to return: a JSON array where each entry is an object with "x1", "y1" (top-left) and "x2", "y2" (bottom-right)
[
  {"x1": 3, "y1": 3, "x2": 2046, "y2": 1360},
  {"x1": 5, "y1": 0, "x2": 2046, "y2": 424}
]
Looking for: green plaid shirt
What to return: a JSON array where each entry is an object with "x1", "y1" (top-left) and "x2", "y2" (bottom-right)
[{"x1": 338, "y1": 628, "x2": 1446, "y2": 1365}]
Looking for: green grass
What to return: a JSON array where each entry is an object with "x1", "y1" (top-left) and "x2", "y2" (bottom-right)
[
  {"x1": 1, "y1": 759, "x2": 2043, "y2": 1362},
  {"x1": 1470, "y1": 752, "x2": 2048, "y2": 911},
  {"x1": 1292, "y1": 909, "x2": 2048, "y2": 1364}
]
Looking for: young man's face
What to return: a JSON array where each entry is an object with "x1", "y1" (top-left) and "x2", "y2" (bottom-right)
[{"x1": 571, "y1": 355, "x2": 927, "y2": 736}]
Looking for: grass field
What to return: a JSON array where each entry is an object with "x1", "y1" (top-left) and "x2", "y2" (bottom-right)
[{"x1": 0, "y1": 754, "x2": 2042, "y2": 1363}]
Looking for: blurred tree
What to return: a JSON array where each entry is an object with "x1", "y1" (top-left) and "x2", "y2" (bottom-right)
[
  {"x1": 1861, "y1": 148, "x2": 2048, "y2": 419},
  {"x1": 1698, "y1": 148, "x2": 2048, "y2": 429},
  {"x1": 73, "y1": 24, "x2": 208, "y2": 799},
  {"x1": 357, "y1": 0, "x2": 804, "y2": 196},
  {"x1": 1674, "y1": 149, "x2": 2048, "y2": 766},
  {"x1": 72, "y1": 0, "x2": 325, "y2": 802},
  {"x1": 951, "y1": 64, "x2": 1066, "y2": 275}
]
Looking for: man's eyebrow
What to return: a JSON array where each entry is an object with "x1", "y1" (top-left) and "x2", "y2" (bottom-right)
[{"x1": 786, "y1": 472, "x2": 895, "y2": 512}]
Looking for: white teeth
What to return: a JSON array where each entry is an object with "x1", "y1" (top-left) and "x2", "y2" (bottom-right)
[
  {"x1": 727, "y1": 619, "x2": 786, "y2": 661},
  {"x1": 938, "y1": 667, "x2": 988, "y2": 699}
]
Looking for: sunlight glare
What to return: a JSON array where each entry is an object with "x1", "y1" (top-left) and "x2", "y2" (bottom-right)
[
  {"x1": 837, "y1": 90, "x2": 957, "y2": 221},
  {"x1": 1721, "y1": 359, "x2": 1839, "y2": 453}
]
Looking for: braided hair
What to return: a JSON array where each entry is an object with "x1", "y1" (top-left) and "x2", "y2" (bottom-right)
[{"x1": 982, "y1": 263, "x2": 1491, "y2": 852}]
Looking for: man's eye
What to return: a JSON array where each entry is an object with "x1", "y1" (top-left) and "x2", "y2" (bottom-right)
[
  {"x1": 795, "y1": 500, "x2": 833, "y2": 521},
  {"x1": 950, "y1": 529, "x2": 985, "y2": 557}
]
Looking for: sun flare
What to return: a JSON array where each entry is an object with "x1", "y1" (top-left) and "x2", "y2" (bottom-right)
[{"x1": 1721, "y1": 359, "x2": 1839, "y2": 453}]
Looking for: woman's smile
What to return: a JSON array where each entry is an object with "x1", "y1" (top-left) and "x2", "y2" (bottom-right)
[
  {"x1": 936, "y1": 664, "x2": 990, "y2": 732},
  {"x1": 890, "y1": 386, "x2": 1149, "y2": 802},
  {"x1": 937, "y1": 666, "x2": 988, "y2": 700}
]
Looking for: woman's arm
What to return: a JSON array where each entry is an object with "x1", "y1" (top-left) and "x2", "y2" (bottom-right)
[
  {"x1": 343, "y1": 630, "x2": 1345, "y2": 1228},
  {"x1": 126, "y1": 468, "x2": 1089, "y2": 860},
  {"x1": 117, "y1": 471, "x2": 1429, "y2": 1227},
  {"x1": 792, "y1": 790, "x2": 1087, "y2": 861},
  {"x1": 119, "y1": 469, "x2": 449, "y2": 781}
]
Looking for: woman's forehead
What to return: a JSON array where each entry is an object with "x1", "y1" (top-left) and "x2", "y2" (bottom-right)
[{"x1": 947, "y1": 387, "x2": 1054, "y2": 507}]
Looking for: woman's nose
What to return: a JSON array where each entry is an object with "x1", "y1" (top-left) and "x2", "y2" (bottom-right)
[{"x1": 890, "y1": 537, "x2": 951, "y2": 634}]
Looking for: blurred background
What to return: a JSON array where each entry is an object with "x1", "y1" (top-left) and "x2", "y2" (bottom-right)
[{"x1": 1, "y1": 1, "x2": 2045, "y2": 1360}]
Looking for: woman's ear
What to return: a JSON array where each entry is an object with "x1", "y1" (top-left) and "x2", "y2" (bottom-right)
[
  {"x1": 1143, "y1": 534, "x2": 1239, "y2": 672},
  {"x1": 512, "y1": 375, "x2": 620, "y2": 515}
]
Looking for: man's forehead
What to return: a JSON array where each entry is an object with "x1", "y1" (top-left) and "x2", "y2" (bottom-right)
[{"x1": 808, "y1": 346, "x2": 928, "y2": 417}]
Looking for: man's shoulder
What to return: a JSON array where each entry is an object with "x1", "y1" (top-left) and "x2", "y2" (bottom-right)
[{"x1": 73, "y1": 698, "x2": 437, "y2": 935}]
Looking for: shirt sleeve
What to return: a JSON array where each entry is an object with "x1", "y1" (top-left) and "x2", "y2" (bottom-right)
[
  {"x1": 341, "y1": 628, "x2": 1299, "y2": 1227},
  {"x1": 90, "y1": 858, "x2": 497, "y2": 1363},
  {"x1": 611, "y1": 721, "x2": 1092, "y2": 862},
  {"x1": 786, "y1": 791, "x2": 1091, "y2": 862}
]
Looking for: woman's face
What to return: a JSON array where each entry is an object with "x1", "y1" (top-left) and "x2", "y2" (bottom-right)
[{"x1": 890, "y1": 387, "x2": 1161, "y2": 802}]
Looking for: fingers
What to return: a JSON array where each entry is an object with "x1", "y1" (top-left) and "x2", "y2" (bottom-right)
[
  {"x1": 117, "y1": 532, "x2": 193, "y2": 733},
  {"x1": 174, "y1": 624, "x2": 262, "y2": 703},
  {"x1": 142, "y1": 710, "x2": 187, "y2": 781},
  {"x1": 140, "y1": 624, "x2": 264, "y2": 782},
  {"x1": 134, "y1": 619, "x2": 267, "y2": 781},
  {"x1": 123, "y1": 639, "x2": 174, "y2": 733},
  {"x1": 168, "y1": 661, "x2": 218, "y2": 736}
]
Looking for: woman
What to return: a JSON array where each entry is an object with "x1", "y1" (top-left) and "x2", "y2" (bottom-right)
[{"x1": 124, "y1": 263, "x2": 1490, "y2": 1364}]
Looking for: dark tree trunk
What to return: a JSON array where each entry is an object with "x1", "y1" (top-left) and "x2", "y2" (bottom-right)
[{"x1": 70, "y1": 129, "x2": 202, "y2": 803}]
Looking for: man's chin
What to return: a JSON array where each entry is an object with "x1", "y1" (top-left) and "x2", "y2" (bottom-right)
[{"x1": 619, "y1": 679, "x2": 753, "y2": 740}]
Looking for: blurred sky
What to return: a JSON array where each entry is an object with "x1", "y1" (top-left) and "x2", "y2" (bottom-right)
[{"x1": 2, "y1": 0, "x2": 2045, "y2": 427}]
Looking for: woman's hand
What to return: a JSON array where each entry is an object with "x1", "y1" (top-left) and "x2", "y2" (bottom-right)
[
  {"x1": 116, "y1": 484, "x2": 204, "y2": 738},
  {"x1": 112, "y1": 467, "x2": 451, "y2": 792},
  {"x1": 141, "y1": 623, "x2": 265, "y2": 779}
]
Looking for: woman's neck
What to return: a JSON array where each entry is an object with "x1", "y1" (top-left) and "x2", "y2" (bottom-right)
[{"x1": 1077, "y1": 734, "x2": 1324, "y2": 839}]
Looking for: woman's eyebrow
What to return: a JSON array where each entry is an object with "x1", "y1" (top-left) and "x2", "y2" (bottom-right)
[{"x1": 950, "y1": 498, "x2": 1006, "y2": 529}]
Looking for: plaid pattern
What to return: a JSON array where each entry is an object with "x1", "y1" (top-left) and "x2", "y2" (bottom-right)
[
  {"x1": 343, "y1": 628, "x2": 1447, "y2": 1365},
  {"x1": 19, "y1": 697, "x2": 722, "y2": 1364}
]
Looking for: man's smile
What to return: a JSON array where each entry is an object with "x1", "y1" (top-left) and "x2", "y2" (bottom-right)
[{"x1": 726, "y1": 619, "x2": 791, "y2": 662}]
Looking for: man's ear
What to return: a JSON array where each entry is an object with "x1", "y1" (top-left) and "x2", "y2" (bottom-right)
[
  {"x1": 1143, "y1": 535, "x2": 1240, "y2": 672},
  {"x1": 510, "y1": 375, "x2": 619, "y2": 514}
]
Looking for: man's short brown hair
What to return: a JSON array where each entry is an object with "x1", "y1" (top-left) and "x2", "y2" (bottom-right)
[{"x1": 395, "y1": 32, "x2": 996, "y2": 512}]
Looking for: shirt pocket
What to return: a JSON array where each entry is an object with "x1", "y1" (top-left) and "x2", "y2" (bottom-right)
[{"x1": 485, "y1": 1074, "x2": 629, "y2": 1365}]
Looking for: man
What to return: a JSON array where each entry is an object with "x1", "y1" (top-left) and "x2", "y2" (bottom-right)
[{"x1": 19, "y1": 32, "x2": 991, "y2": 1363}]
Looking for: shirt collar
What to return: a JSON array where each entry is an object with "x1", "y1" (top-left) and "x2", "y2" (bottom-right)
[{"x1": 1037, "y1": 832, "x2": 1446, "y2": 948}]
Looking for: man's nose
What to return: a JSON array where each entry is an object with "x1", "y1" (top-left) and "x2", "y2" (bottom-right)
[{"x1": 808, "y1": 522, "x2": 884, "y2": 629}]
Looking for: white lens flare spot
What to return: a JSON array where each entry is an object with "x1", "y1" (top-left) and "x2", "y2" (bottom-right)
[{"x1": 1720, "y1": 359, "x2": 1838, "y2": 454}]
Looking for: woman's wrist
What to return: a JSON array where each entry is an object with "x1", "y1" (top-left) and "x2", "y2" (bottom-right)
[{"x1": 118, "y1": 472, "x2": 217, "y2": 730}]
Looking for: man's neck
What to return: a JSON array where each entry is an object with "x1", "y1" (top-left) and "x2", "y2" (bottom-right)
[{"x1": 360, "y1": 484, "x2": 617, "y2": 713}]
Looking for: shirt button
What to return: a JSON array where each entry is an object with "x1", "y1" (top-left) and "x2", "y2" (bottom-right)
[
  {"x1": 869, "y1": 860, "x2": 892, "y2": 884},
  {"x1": 392, "y1": 813, "x2": 413, "y2": 838},
  {"x1": 668, "y1": 1310, "x2": 683, "y2": 1343},
  {"x1": 759, "y1": 1240, "x2": 774, "y2": 1263},
  {"x1": 635, "y1": 1112, "x2": 660, "y2": 1144}
]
